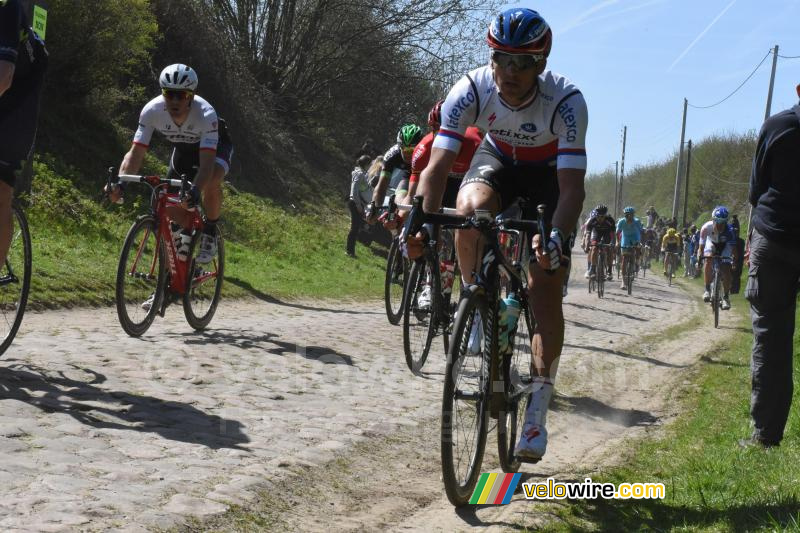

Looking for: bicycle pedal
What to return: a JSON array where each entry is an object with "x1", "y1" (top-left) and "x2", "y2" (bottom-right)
[{"x1": 516, "y1": 455, "x2": 542, "y2": 464}]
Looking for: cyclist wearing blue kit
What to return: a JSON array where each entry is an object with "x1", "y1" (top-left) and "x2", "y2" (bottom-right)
[
  {"x1": 616, "y1": 206, "x2": 642, "y2": 290},
  {"x1": 698, "y1": 206, "x2": 737, "y2": 309}
]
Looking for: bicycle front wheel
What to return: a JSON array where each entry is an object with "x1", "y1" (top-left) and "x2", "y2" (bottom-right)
[
  {"x1": 712, "y1": 271, "x2": 720, "y2": 329},
  {"x1": 498, "y1": 300, "x2": 533, "y2": 473},
  {"x1": 626, "y1": 260, "x2": 634, "y2": 295},
  {"x1": 597, "y1": 254, "x2": 605, "y2": 299},
  {"x1": 403, "y1": 251, "x2": 439, "y2": 373},
  {"x1": 442, "y1": 286, "x2": 491, "y2": 506},
  {"x1": 116, "y1": 216, "x2": 166, "y2": 337},
  {"x1": 183, "y1": 230, "x2": 224, "y2": 330},
  {"x1": 0, "y1": 202, "x2": 31, "y2": 356},
  {"x1": 384, "y1": 238, "x2": 406, "y2": 325}
]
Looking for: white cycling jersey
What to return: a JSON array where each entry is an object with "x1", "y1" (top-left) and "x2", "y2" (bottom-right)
[
  {"x1": 434, "y1": 66, "x2": 588, "y2": 169},
  {"x1": 133, "y1": 95, "x2": 219, "y2": 151}
]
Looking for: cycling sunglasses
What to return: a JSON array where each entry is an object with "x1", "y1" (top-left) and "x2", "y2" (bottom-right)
[
  {"x1": 491, "y1": 51, "x2": 543, "y2": 70},
  {"x1": 713, "y1": 217, "x2": 728, "y2": 224},
  {"x1": 162, "y1": 89, "x2": 194, "y2": 101}
]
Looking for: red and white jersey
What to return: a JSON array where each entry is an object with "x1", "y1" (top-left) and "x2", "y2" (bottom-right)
[
  {"x1": 410, "y1": 126, "x2": 483, "y2": 183},
  {"x1": 133, "y1": 95, "x2": 219, "y2": 152},
  {"x1": 434, "y1": 66, "x2": 587, "y2": 169}
]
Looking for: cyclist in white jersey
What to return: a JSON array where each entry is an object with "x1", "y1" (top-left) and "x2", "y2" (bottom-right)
[
  {"x1": 408, "y1": 8, "x2": 588, "y2": 461},
  {"x1": 107, "y1": 64, "x2": 233, "y2": 264}
]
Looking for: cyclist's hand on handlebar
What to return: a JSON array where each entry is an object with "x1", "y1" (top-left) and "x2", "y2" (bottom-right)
[
  {"x1": 181, "y1": 185, "x2": 201, "y2": 209},
  {"x1": 402, "y1": 231, "x2": 426, "y2": 260},
  {"x1": 381, "y1": 211, "x2": 405, "y2": 230},
  {"x1": 532, "y1": 232, "x2": 563, "y2": 271},
  {"x1": 104, "y1": 183, "x2": 124, "y2": 205}
]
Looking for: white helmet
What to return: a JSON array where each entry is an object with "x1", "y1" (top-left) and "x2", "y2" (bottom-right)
[{"x1": 159, "y1": 64, "x2": 198, "y2": 91}]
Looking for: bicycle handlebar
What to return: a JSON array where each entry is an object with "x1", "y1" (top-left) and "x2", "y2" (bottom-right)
[{"x1": 117, "y1": 174, "x2": 186, "y2": 188}]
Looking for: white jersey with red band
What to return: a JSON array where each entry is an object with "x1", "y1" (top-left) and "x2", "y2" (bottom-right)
[
  {"x1": 434, "y1": 66, "x2": 587, "y2": 169},
  {"x1": 133, "y1": 95, "x2": 219, "y2": 152}
]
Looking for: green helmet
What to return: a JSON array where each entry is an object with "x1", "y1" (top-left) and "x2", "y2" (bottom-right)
[{"x1": 397, "y1": 124, "x2": 423, "y2": 147}]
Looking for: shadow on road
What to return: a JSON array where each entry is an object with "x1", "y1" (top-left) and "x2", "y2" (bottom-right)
[
  {"x1": 0, "y1": 362, "x2": 250, "y2": 450},
  {"x1": 551, "y1": 393, "x2": 659, "y2": 427},
  {"x1": 563, "y1": 342, "x2": 688, "y2": 368},
  {"x1": 225, "y1": 277, "x2": 383, "y2": 316}
]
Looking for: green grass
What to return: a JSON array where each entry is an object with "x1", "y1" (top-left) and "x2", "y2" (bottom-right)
[
  {"x1": 537, "y1": 279, "x2": 800, "y2": 532},
  {"x1": 22, "y1": 155, "x2": 387, "y2": 309}
]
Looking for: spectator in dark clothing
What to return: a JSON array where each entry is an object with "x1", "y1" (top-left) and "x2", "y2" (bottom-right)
[
  {"x1": 730, "y1": 215, "x2": 745, "y2": 293},
  {"x1": 346, "y1": 155, "x2": 373, "y2": 257},
  {"x1": 742, "y1": 85, "x2": 800, "y2": 448}
]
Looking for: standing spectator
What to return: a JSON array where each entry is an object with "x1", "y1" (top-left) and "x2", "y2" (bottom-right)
[
  {"x1": 346, "y1": 155, "x2": 373, "y2": 257},
  {"x1": 742, "y1": 84, "x2": 800, "y2": 448},
  {"x1": 645, "y1": 205, "x2": 658, "y2": 228},
  {"x1": 731, "y1": 214, "x2": 745, "y2": 293}
]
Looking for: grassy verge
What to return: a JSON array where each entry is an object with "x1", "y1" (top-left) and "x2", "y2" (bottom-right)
[
  {"x1": 538, "y1": 278, "x2": 800, "y2": 531},
  {"x1": 23, "y1": 155, "x2": 387, "y2": 309}
]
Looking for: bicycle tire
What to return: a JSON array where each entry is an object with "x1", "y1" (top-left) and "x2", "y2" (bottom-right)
[
  {"x1": 441, "y1": 286, "x2": 490, "y2": 506},
  {"x1": 402, "y1": 251, "x2": 439, "y2": 373},
  {"x1": 597, "y1": 253, "x2": 605, "y2": 299},
  {"x1": 626, "y1": 259, "x2": 634, "y2": 296},
  {"x1": 497, "y1": 300, "x2": 533, "y2": 473},
  {"x1": 713, "y1": 269, "x2": 720, "y2": 329},
  {"x1": 0, "y1": 202, "x2": 31, "y2": 356},
  {"x1": 667, "y1": 255, "x2": 673, "y2": 286},
  {"x1": 183, "y1": 230, "x2": 224, "y2": 330},
  {"x1": 384, "y1": 238, "x2": 406, "y2": 325},
  {"x1": 115, "y1": 216, "x2": 166, "y2": 337}
]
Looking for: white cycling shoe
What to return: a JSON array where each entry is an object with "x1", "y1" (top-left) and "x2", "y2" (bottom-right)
[
  {"x1": 417, "y1": 285, "x2": 432, "y2": 310},
  {"x1": 141, "y1": 292, "x2": 156, "y2": 312},
  {"x1": 514, "y1": 380, "x2": 554, "y2": 461},
  {"x1": 703, "y1": 290, "x2": 711, "y2": 302},
  {"x1": 466, "y1": 313, "x2": 483, "y2": 355},
  {"x1": 196, "y1": 233, "x2": 218, "y2": 264}
]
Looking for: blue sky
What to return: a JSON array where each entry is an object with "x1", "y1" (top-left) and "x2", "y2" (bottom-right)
[{"x1": 508, "y1": 0, "x2": 800, "y2": 175}]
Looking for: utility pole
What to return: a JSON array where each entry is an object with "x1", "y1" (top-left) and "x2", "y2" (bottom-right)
[
  {"x1": 613, "y1": 161, "x2": 619, "y2": 218},
  {"x1": 682, "y1": 140, "x2": 692, "y2": 227},
  {"x1": 618, "y1": 127, "x2": 627, "y2": 214},
  {"x1": 765, "y1": 45, "x2": 779, "y2": 120},
  {"x1": 672, "y1": 98, "x2": 688, "y2": 219}
]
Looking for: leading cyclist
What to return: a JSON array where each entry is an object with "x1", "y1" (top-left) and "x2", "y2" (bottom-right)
[
  {"x1": 106, "y1": 64, "x2": 233, "y2": 264},
  {"x1": 698, "y1": 206, "x2": 737, "y2": 310},
  {"x1": 408, "y1": 8, "x2": 588, "y2": 461}
]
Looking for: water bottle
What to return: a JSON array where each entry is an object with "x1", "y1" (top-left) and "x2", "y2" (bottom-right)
[{"x1": 498, "y1": 294, "x2": 521, "y2": 354}]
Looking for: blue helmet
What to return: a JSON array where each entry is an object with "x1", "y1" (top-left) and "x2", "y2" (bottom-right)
[
  {"x1": 487, "y1": 8, "x2": 552, "y2": 57},
  {"x1": 623, "y1": 206, "x2": 635, "y2": 215},
  {"x1": 712, "y1": 205, "x2": 729, "y2": 222}
]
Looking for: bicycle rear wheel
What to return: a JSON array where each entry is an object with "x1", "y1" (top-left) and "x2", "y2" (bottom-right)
[
  {"x1": 403, "y1": 251, "x2": 439, "y2": 373},
  {"x1": 498, "y1": 299, "x2": 533, "y2": 472},
  {"x1": 626, "y1": 259, "x2": 634, "y2": 295},
  {"x1": 712, "y1": 270, "x2": 720, "y2": 328},
  {"x1": 442, "y1": 287, "x2": 491, "y2": 506},
  {"x1": 0, "y1": 202, "x2": 31, "y2": 356},
  {"x1": 384, "y1": 238, "x2": 406, "y2": 325},
  {"x1": 116, "y1": 215, "x2": 166, "y2": 337},
  {"x1": 183, "y1": 230, "x2": 224, "y2": 330}
]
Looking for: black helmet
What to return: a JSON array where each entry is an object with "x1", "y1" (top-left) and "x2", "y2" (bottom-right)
[{"x1": 595, "y1": 204, "x2": 608, "y2": 215}]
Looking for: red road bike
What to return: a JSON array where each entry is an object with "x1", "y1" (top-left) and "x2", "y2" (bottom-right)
[{"x1": 109, "y1": 169, "x2": 224, "y2": 336}]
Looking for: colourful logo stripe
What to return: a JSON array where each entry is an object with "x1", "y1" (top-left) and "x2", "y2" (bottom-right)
[
  {"x1": 499, "y1": 473, "x2": 522, "y2": 504},
  {"x1": 470, "y1": 473, "x2": 491, "y2": 505},
  {"x1": 486, "y1": 473, "x2": 505, "y2": 503},
  {"x1": 477, "y1": 473, "x2": 498, "y2": 504}
]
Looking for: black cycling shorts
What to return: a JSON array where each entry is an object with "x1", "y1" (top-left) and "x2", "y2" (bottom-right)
[
  {"x1": 0, "y1": 68, "x2": 46, "y2": 187},
  {"x1": 167, "y1": 119, "x2": 234, "y2": 180},
  {"x1": 459, "y1": 140, "x2": 568, "y2": 257}
]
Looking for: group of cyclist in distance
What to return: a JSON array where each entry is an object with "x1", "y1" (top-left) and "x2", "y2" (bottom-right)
[{"x1": 580, "y1": 203, "x2": 739, "y2": 308}]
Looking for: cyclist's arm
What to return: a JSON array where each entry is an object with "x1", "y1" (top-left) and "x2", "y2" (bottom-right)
[
  {"x1": 119, "y1": 143, "x2": 148, "y2": 175},
  {"x1": 0, "y1": 60, "x2": 14, "y2": 96},
  {"x1": 418, "y1": 147, "x2": 458, "y2": 213},
  {"x1": 552, "y1": 168, "x2": 585, "y2": 246}
]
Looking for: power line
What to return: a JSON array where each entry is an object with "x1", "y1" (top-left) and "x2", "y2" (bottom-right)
[
  {"x1": 688, "y1": 50, "x2": 772, "y2": 109},
  {"x1": 778, "y1": 53, "x2": 800, "y2": 59},
  {"x1": 691, "y1": 154, "x2": 748, "y2": 185}
]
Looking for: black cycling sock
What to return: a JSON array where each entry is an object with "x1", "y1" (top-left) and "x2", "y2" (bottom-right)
[{"x1": 204, "y1": 218, "x2": 218, "y2": 236}]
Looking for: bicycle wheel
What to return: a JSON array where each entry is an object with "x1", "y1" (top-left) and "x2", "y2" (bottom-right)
[
  {"x1": 403, "y1": 251, "x2": 439, "y2": 373},
  {"x1": 667, "y1": 256, "x2": 673, "y2": 286},
  {"x1": 712, "y1": 270, "x2": 720, "y2": 329},
  {"x1": 596, "y1": 254, "x2": 605, "y2": 299},
  {"x1": 626, "y1": 259, "x2": 634, "y2": 295},
  {"x1": 442, "y1": 287, "x2": 491, "y2": 506},
  {"x1": 384, "y1": 238, "x2": 406, "y2": 325},
  {"x1": 498, "y1": 300, "x2": 533, "y2": 472},
  {"x1": 183, "y1": 230, "x2": 224, "y2": 330},
  {"x1": 116, "y1": 215, "x2": 166, "y2": 337},
  {"x1": 0, "y1": 202, "x2": 31, "y2": 356}
]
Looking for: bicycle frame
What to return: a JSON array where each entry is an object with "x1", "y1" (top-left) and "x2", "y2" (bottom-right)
[{"x1": 117, "y1": 173, "x2": 207, "y2": 297}]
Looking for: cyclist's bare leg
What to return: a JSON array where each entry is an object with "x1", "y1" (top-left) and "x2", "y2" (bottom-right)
[
  {"x1": 703, "y1": 253, "x2": 713, "y2": 286},
  {"x1": 0, "y1": 181, "x2": 13, "y2": 266},
  {"x1": 589, "y1": 245, "x2": 598, "y2": 271},
  {"x1": 454, "y1": 182, "x2": 500, "y2": 284},
  {"x1": 528, "y1": 261, "x2": 566, "y2": 378},
  {"x1": 200, "y1": 163, "x2": 226, "y2": 221}
]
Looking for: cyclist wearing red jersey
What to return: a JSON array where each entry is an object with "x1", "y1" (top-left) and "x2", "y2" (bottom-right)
[{"x1": 409, "y1": 8, "x2": 588, "y2": 461}]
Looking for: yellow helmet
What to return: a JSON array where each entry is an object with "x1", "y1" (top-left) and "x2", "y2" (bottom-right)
[{"x1": 667, "y1": 228, "x2": 677, "y2": 236}]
